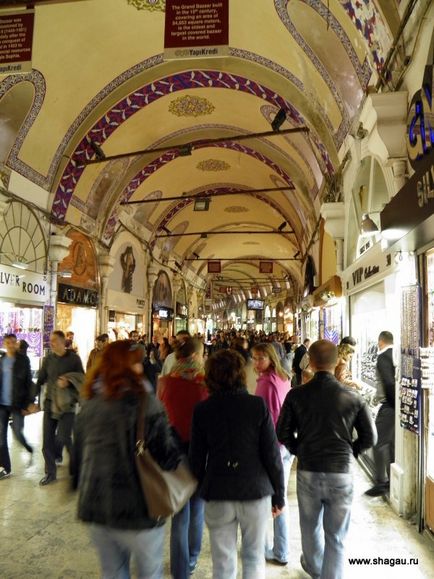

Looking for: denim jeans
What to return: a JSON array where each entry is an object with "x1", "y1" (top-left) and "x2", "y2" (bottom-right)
[
  {"x1": 297, "y1": 470, "x2": 353, "y2": 579},
  {"x1": 90, "y1": 523, "x2": 165, "y2": 579},
  {"x1": 205, "y1": 496, "x2": 270, "y2": 579},
  {"x1": 265, "y1": 446, "x2": 294, "y2": 563},
  {"x1": 170, "y1": 491, "x2": 204, "y2": 578}
]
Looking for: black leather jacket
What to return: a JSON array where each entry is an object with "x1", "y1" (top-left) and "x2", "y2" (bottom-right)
[
  {"x1": 277, "y1": 371, "x2": 377, "y2": 473},
  {"x1": 189, "y1": 389, "x2": 285, "y2": 508},
  {"x1": 0, "y1": 353, "x2": 34, "y2": 410},
  {"x1": 71, "y1": 391, "x2": 181, "y2": 529}
]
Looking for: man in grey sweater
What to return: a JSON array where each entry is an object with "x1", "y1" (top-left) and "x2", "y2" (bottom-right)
[{"x1": 36, "y1": 331, "x2": 84, "y2": 485}]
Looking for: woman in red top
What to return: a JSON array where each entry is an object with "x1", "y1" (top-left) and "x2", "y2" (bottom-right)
[{"x1": 158, "y1": 338, "x2": 207, "y2": 579}]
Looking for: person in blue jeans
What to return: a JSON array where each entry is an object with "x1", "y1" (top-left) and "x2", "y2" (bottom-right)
[
  {"x1": 190, "y1": 349, "x2": 285, "y2": 579},
  {"x1": 71, "y1": 340, "x2": 181, "y2": 579},
  {"x1": 277, "y1": 340, "x2": 377, "y2": 579},
  {"x1": 252, "y1": 342, "x2": 293, "y2": 566},
  {"x1": 157, "y1": 338, "x2": 208, "y2": 578}
]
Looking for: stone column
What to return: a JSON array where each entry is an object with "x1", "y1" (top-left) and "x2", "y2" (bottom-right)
[
  {"x1": 147, "y1": 265, "x2": 159, "y2": 338},
  {"x1": 98, "y1": 253, "x2": 115, "y2": 334},
  {"x1": 47, "y1": 232, "x2": 72, "y2": 309}
]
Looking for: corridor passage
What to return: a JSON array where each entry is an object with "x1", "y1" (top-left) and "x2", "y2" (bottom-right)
[{"x1": 0, "y1": 413, "x2": 433, "y2": 579}]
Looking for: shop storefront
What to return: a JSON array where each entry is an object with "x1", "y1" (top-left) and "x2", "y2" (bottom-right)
[
  {"x1": 379, "y1": 53, "x2": 434, "y2": 529},
  {"x1": 271, "y1": 307, "x2": 277, "y2": 333},
  {"x1": 380, "y1": 157, "x2": 434, "y2": 528},
  {"x1": 152, "y1": 271, "x2": 173, "y2": 339},
  {"x1": 343, "y1": 241, "x2": 403, "y2": 480},
  {"x1": 276, "y1": 302, "x2": 284, "y2": 332},
  {"x1": 302, "y1": 305, "x2": 320, "y2": 342},
  {"x1": 312, "y1": 275, "x2": 343, "y2": 344},
  {"x1": 264, "y1": 305, "x2": 271, "y2": 334},
  {"x1": 283, "y1": 299, "x2": 294, "y2": 335},
  {"x1": 174, "y1": 302, "x2": 188, "y2": 333},
  {"x1": 107, "y1": 240, "x2": 146, "y2": 341},
  {"x1": 174, "y1": 283, "x2": 188, "y2": 334},
  {"x1": 0, "y1": 264, "x2": 48, "y2": 376},
  {"x1": 57, "y1": 231, "x2": 99, "y2": 365},
  {"x1": 422, "y1": 252, "x2": 434, "y2": 533}
]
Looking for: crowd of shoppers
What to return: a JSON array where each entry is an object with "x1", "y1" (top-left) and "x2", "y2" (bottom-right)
[{"x1": 0, "y1": 325, "x2": 397, "y2": 578}]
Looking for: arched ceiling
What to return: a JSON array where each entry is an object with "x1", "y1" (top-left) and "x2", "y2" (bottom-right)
[{"x1": 0, "y1": 0, "x2": 403, "y2": 300}]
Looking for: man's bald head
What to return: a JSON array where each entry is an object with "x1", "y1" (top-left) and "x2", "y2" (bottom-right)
[{"x1": 309, "y1": 340, "x2": 338, "y2": 372}]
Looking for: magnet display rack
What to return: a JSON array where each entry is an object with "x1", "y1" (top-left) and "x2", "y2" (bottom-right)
[{"x1": 400, "y1": 286, "x2": 421, "y2": 434}]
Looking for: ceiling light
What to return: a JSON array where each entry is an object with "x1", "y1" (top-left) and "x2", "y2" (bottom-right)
[
  {"x1": 161, "y1": 225, "x2": 171, "y2": 234},
  {"x1": 11, "y1": 260, "x2": 29, "y2": 270},
  {"x1": 278, "y1": 221, "x2": 287, "y2": 231},
  {"x1": 192, "y1": 252, "x2": 200, "y2": 259},
  {"x1": 381, "y1": 227, "x2": 408, "y2": 241},
  {"x1": 271, "y1": 108, "x2": 286, "y2": 132},
  {"x1": 200, "y1": 233, "x2": 208, "y2": 239},
  {"x1": 89, "y1": 140, "x2": 106, "y2": 161},
  {"x1": 360, "y1": 213, "x2": 379, "y2": 236},
  {"x1": 178, "y1": 144, "x2": 193, "y2": 156},
  {"x1": 59, "y1": 270, "x2": 73, "y2": 278},
  {"x1": 194, "y1": 198, "x2": 211, "y2": 211}
]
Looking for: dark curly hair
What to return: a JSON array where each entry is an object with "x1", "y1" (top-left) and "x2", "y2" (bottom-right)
[{"x1": 205, "y1": 349, "x2": 246, "y2": 394}]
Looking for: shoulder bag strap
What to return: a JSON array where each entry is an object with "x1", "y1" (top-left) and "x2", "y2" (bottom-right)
[{"x1": 136, "y1": 393, "x2": 150, "y2": 455}]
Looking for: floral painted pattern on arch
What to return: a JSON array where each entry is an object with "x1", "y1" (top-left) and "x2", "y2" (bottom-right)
[{"x1": 340, "y1": 0, "x2": 392, "y2": 72}]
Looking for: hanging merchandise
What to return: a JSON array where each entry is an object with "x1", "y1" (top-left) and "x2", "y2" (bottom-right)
[{"x1": 400, "y1": 286, "x2": 421, "y2": 435}]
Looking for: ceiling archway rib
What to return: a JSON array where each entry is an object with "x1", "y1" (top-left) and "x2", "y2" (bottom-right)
[{"x1": 51, "y1": 69, "x2": 336, "y2": 223}]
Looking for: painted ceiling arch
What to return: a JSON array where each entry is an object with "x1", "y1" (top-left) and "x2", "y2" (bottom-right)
[{"x1": 51, "y1": 68, "x2": 335, "y2": 222}]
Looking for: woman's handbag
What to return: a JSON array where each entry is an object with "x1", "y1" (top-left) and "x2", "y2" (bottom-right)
[{"x1": 135, "y1": 394, "x2": 198, "y2": 520}]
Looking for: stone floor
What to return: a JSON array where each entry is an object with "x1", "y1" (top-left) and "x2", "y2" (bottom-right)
[{"x1": 1, "y1": 413, "x2": 434, "y2": 578}]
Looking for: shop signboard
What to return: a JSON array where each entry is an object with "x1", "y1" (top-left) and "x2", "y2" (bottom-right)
[
  {"x1": 380, "y1": 59, "x2": 434, "y2": 249},
  {"x1": 0, "y1": 10, "x2": 34, "y2": 76},
  {"x1": 153, "y1": 306, "x2": 174, "y2": 320},
  {"x1": 58, "y1": 283, "x2": 99, "y2": 307},
  {"x1": 343, "y1": 242, "x2": 393, "y2": 295},
  {"x1": 0, "y1": 263, "x2": 48, "y2": 303},
  {"x1": 164, "y1": 0, "x2": 229, "y2": 60}
]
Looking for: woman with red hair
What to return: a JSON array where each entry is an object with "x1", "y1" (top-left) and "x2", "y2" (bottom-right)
[{"x1": 72, "y1": 340, "x2": 181, "y2": 579}]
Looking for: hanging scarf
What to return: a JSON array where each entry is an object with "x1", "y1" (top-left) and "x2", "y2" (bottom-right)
[{"x1": 170, "y1": 356, "x2": 205, "y2": 383}]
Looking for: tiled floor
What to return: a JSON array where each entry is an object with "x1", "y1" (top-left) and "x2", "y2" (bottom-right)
[{"x1": 1, "y1": 413, "x2": 434, "y2": 578}]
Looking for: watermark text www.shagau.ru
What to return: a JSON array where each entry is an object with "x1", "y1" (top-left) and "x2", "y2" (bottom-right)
[{"x1": 348, "y1": 556, "x2": 419, "y2": 567}]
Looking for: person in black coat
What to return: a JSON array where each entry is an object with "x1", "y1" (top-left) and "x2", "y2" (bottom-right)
[
  {"x1": 189, "y1": 349, "x2": 284, "y2": 579},
  {"x1": 277, "y1": 340, "x2": 377, "y2": 579},
  {"x1": 292, "y1": 339, "x2": 310, "y2": 386},
  {"x1": 0, "y1": 333, "x2": 35, "y2": 479},
  {"x1": 71, "y1": 340, "x2": 181, "y2": 579},
  {"x1": 365, "y1": 331, "x2": 396, "y2": 497}
]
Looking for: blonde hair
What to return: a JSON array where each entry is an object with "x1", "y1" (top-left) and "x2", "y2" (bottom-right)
[
  {"x1": 251, "y1": 342, "x2": 290, "y2": 381},
  {"x1": 337, "y1": 343, "x2": 355, "y2": 362}
]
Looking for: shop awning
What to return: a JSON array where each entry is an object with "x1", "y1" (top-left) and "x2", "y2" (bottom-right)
[
  {"x1": 312, "y1": 275, "x2": 342, "y2": 307},
  {"x1": 380, "y1": 148, "x2": 434, "y2": 251}
]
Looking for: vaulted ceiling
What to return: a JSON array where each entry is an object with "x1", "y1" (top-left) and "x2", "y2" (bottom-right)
[{"x1": 0, "y1": 0, "x2": 404, "y2": 300}]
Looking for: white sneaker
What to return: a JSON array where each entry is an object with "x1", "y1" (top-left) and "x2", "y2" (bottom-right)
[{"x1": 0, "y1": 468, "x2": 11, "y2": 480}]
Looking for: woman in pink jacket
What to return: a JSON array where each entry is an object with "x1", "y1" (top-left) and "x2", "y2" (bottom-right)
[{"x1": 252, "y1": 342, "x2": 293, "y2": 567}]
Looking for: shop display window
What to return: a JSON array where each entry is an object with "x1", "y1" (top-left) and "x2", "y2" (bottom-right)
[
  {"x1": 425, "y1": 252, "x2": 434, "y2": 479},
  {"x1": 0, "y1": 304, "x2": 43, "y2": 375},
  {"x1": 350, "y1": 282, "x2": 387, "y2": 389},
  {"x1": 323, "y1": 302, "x2": 343, "y2": 345}
]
